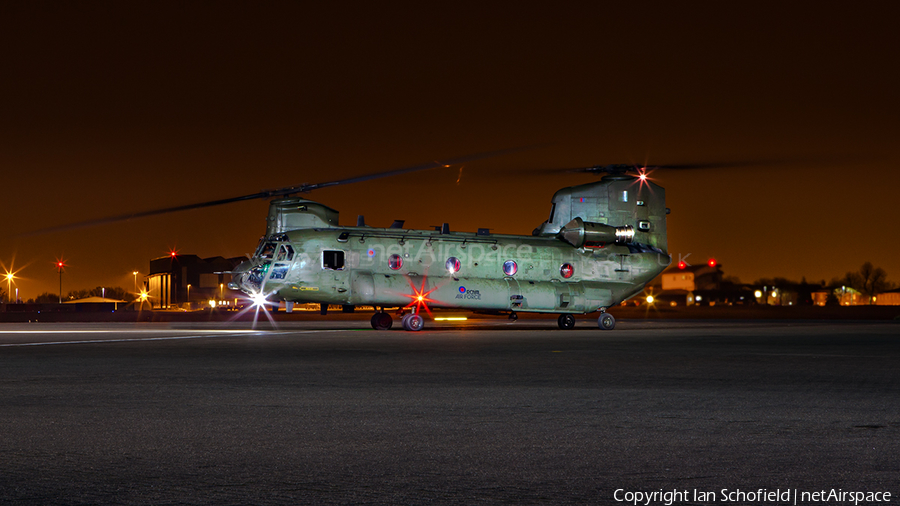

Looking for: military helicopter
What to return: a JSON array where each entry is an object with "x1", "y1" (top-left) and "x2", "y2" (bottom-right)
[
  {"x1": 36, "y1": 149, "x2": 679, "y2": 331},
  {"x1": 226, "y1": 161, "x2": 672, "y2": 332}
]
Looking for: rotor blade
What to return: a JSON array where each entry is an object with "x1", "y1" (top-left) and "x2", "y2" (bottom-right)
[
  {"x1": 24, "y1": 145, "x2": 538, "y2": 236},
  {"x1": 300, "y1": 145, "x2": 539, "y2": 192},
  {"x1": 23, "y1": 190, "x2": 282, "y2": 236},
  {"x1": 523, "y1": 158, "x2": 809, "y2": 175}
]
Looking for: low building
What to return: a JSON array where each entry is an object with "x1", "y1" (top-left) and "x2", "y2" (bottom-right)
[
  {"x1": 661, "y1": 263, "x2": 722, "y2": 292},
  {"x1": 875, "y1": 288, "x2": 900, "y2": 306},
  {"x1": 63, "y1": 296, "x2": 128, "y2": 311},
  {"x1": 147, "y1": 255, "x2": 245, "y2": 310}
]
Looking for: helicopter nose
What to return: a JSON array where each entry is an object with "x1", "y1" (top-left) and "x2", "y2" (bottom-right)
[{"x1": 228, "y1": 260, "x2": 254, "y2": 292}]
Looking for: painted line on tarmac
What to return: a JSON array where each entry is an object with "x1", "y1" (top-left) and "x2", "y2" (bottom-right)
[
  {"x1": 746, "y1": 352, "x2": 892, "y2": 358},
  {"x1": 0, "y1": 329, "x2": 253, "y2": 334},
  {"x1": 0, "y1": 329, "x2": 354, "y2": 347}
]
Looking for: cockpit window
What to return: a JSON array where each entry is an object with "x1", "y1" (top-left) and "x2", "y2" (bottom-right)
[
  {"x1": 276, "y1": 245, "x2": 294, "y2": 261},
  {"x1": 260, "y1": 242, "x2": 277, "y2": 259},
  {"x1": 270, "y1": 264, "x2": 289, "y2": 280},
  {"x1": 549, "y1": 203, "x2": 556, "y2": 222}
]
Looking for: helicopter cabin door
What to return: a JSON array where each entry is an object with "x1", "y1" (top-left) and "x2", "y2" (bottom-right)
[
  {"x1": 554, "y1": 282, "x2": 586, "y2": 312},
  {"x1": 321, "y1": 249, "x2": 349, "y2": 300},
  {"x1": 506, "y1": 278, "x2": 523, "y2": 311}
]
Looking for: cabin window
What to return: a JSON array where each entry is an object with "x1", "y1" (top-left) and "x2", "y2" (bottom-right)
[
  {"x1": 260, "y1": 242, "x2": 277, "y2": 259},
  {"x1": 502, "y1": 260, "x2": 518, "y2": 276},
  {"x1": 446, "y1": 257, "x2": 461, "y2": 274},
  {"x1": 560, "y1": 263, "x2": 574, "y2": 279},
  {"x1": 638, "y1": 221, "x2": 651, "y2": 231},
  {"x1": 323, "y1": 250, "x2": 345, "y2": 270},
  {"x1": 619, "y1": 190, "x2": 629, "y2": 203},
  {"x1": 276, "y1": 245, "x2": 294, "y2": 261},
  {"x1": 388, "y1": 254, "x2": 403, "y2": 270},
  {"x1": 548, "y1": 203, "x2": 556, "y2": 222}
]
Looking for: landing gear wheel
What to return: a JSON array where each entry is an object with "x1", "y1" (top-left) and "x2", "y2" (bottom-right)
[
  {"x1": 598, "y1": 312, "x2": 616, "y2": 330},
  {"x1": 403, "y1": 314, "x2": 424, "y2": 331},
  {"x1": 371, "y1": 312, "x2": 393, "y2": 330},
  {"x1": 509, "y1": 311, "x2": 518, "y2": 321},
  {"x1": 400, "y1": 313, "x2": 412, "y2": 329},
  {"x1": 557, "y1": 314, "x2": 576, "y2": 329}
]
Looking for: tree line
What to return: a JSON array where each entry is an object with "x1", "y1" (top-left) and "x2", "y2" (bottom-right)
[{"x1": 18, "y1": 287, "x2": 131, "y2": 304}]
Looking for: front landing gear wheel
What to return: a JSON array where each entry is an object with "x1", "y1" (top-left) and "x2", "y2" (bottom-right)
[
  {"x1": 371, "y1": 312, "x2": 393, "y2": 330},
  {"x1": 598, "y1": 312, "x2": 616, "y2": 330},
  {"x1": 557, "y1": 314, "x2": 576, "y2": 329},
  {"x1": 402, "y1": 314, "x2": 424, "y2": 331}
]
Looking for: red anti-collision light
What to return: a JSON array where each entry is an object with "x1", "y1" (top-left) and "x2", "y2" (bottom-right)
[
  {"x1": 678, "y1": 261, "x2": 686, "y2": 269},
  {"x1": 708, "y1": 258, "x2": 717, "y2": 268}
]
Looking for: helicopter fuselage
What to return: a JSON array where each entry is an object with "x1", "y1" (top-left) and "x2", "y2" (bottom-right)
[
  {"x1": 231, "y1": 173, "x2": 671, "y2": 315},
  {"x1": 236, "y1": 227, "x2": 668, "y2": 313}
]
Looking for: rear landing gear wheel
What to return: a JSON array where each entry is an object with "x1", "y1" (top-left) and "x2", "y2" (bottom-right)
[
  {"x1": 402, "y1": 314, "x2": 424, "y2": 331},
  {"x1": 557, "y1": 314, "x2": 576, "y2": 329},
  {"x1": 371, "y1": 312, "x2": 393, "y2": 330},
  {"x1": 509, "y1": 311, "x2": 518, "y2": 321},
  {"x1": 598, "y1": 312, "x2": 616, "y2": 330}
]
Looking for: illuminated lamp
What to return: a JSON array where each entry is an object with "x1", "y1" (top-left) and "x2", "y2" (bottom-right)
[
  {"x1": 708, "y1": 258, "x2": 717, "y2": 268},
  {"x1": 646, "y1": 295, "x2": 655, "y2": 304},
  {"x1": 678, "y1": 261, "x2": 686, "y2": 269},
  {"x1": 250, "y1": 291, "x2": 269, "y2": 308}
]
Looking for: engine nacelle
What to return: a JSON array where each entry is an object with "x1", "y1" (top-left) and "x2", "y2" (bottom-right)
[{"x1": 557, "y1": 217, "x2": 634, "y2": 248}]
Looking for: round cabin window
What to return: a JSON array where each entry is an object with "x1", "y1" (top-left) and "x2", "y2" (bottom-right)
[
  {"x1": 502, "y1": 260, "x2": 517, "y2": 276},
  {"x1": 388, "y1": 254, "x2": 403, "y2": 270},
  {"x1": 560, "y1": 263, "x2": 574, "y2": 279},
  {"x1": 446, "y1": 257, "x2": 461, "y2": 274}
]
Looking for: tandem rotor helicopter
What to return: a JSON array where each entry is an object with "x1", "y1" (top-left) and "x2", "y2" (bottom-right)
[{"x1": 40, "y1": 148, "x2": 691, "y2": 331}]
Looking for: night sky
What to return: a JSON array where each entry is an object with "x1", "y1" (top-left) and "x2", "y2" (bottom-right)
[{"x1": 2, "y1": 3, "x2": 898, "y2": 300}]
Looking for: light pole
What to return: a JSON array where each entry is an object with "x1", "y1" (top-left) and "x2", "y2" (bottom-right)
[
  {"x1": 5, "y1": 272, "x2": 13, "y2": 304},
  {"x1": 133, "y1": 271, "x2": 139, "y2": 294},
  {"x1": 187, "y1": 284, "x2": 191, "y2": 302},
  {"x1": 57, "y1": 260, "x2": 66, "y2": 304}
]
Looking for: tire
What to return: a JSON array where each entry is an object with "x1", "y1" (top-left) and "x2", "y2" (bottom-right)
[
  {"x1": 557, "y1": 314, "x2": 576, "y2": 329},
  {"x1": 406, "y1": 314, "x2": 424, "y2": 331},
  {"x1": 598, "y1": 312, "x2": 616, "y2": 330},
  {"x1": 400, "y1": 314, "x2": 412, "y2": 330},
  {"x1": 371, "y1": 313, "x2": 392, "y2": 330}
]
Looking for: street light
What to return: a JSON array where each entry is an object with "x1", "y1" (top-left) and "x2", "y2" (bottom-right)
[
  {"x1": 56, "y1": 259, "x2": 66, "y2": 304},
  {"x1": 133, "y1": 271, "x2": 139, "y2": 293},
  {"x1": 5, "y1": 272, "x2": 13, "y2": 304}
]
